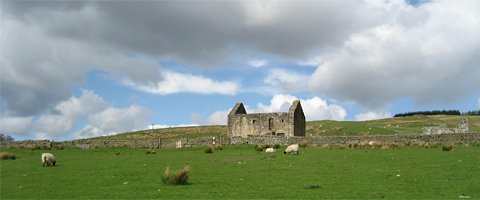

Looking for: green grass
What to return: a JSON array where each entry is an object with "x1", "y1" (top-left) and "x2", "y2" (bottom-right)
[{"x1": 1, "y1": 145, "x2": 479, "y2": 199}]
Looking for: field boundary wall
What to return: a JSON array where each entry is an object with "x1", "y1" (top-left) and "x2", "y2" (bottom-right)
[{"x1": 1, "y1": 133, "x2": 479, "y2": 149}]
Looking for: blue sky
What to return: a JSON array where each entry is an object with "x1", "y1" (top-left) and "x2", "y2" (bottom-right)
[{"x1": 1, "y1": 0, "x2": 479, "y2": 141}]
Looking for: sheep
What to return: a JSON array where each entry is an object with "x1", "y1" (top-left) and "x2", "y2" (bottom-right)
[
  {"x1": 41, "y1": 153, "x2": 56, "y2": 167},
  {"x1": 265, "y1": 147, "x2": 276, "y2": 153},
  {"x1": 284, "y1": 144, "x2": 299, "y2": 155}
]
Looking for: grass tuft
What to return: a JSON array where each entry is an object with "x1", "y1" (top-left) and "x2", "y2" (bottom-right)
[
  {"x1": 0, "y1": 152, "x2": 17, "y2": 160},
  {"x1": 146, "y1": 149, "x2": 156, "y2": 154},
  {"x1": 162, "y1": 166, "x2": 191, "y2": 185},
  {"x1": 204, "y1": 146, "x2": 213, "y2": 153},
  {"x1": 304, "y1": 183, "x2": 321, "y2": 189},
  {"x1": 442, "y1": 144, "x2": 453, "y2": 151},
  {"x1": 214, "y1": 144, "x2": 223, "y2": 150}
]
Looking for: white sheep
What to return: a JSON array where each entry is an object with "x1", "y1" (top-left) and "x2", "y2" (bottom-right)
[
  {"x1": 284, "y1": 144, "x2": 299, "y2": 155},
  {"x1": 41, "y1": 153, "x2": 56, "y2": 167},
  {"x1": 265, "y1": 147, "x2": 276, "y2": 153}
]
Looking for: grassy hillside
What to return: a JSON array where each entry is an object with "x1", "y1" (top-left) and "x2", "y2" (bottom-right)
[
  {"x1": 88, "y1": 115, "x2": 480, "y2": 141},
  {"x1": 306, "y1": 115, "x2": 480, "y2": 136}
]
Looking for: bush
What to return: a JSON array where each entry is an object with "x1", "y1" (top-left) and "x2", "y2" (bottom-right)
[
  {"x1": 204, "y1": 146, "x2": 213, "y2": 153},
  {"x1": 256, "y1": 146, "x2": 264, "y2": 152},
  {"x1": 254, "y1": 144, "x2": 264, "y2": 151},
  {"x1": 442, "y1": 144, "x2": 453, "y2": 151},
  {"x1": 0, "y1": 152, "x2": 17, "y2": 160},
  {"x1": 273, "y1": 144, "x2": 281, "y2": 149},
  {"x1": 214, "y1": 144, "x2": 223, "y2": 150},
  {"x1": 162, "y1": 166, "x2": 191, "y2": 185}
]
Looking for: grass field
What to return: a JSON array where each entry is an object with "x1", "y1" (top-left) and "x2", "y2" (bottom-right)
[
  {"x1": 85, "y1": 115, "x2": 480, "y2": 141},
  {"x1": 1, "y1": 145, "x2": 479, "y2": 199}
]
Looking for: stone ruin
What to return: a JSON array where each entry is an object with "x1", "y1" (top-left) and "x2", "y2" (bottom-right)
[
  {"x1": 227, "y1": 100, "x2": 305, "y2": 138},
  {"x1": 422, "y1": 118, "x2": 469, "y2": 135}
]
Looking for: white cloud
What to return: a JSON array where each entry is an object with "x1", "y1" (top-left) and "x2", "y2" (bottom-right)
[
  {"x1": 260, "y1": 68, "x2": 309, "y2": 94},
  {"x1": 130, "y1": 71, "x2": 239, "y2": 95},
  {"x1": 354, "y1": 112, "x2": 391, "y2": 121},
  {"x1": 0, "y1": 116, "x2": 33, "y2": 136},
  {"x1": 247, "y1": 59, "x2": 268, "y2": 68},
  {"x1": 309, "y1": 0, "x2": 480, "y2": 108},
  {"x1": 75, "y1": 105, "x2": 151, "y2": 139},
  {"x1": 35, "y1": 90, "x2": 107, "y2": 138},
  {"x1": 297, "y1": 55, "x2": 323, "y2": 66},
  {"x1": 205, "y1": 110, "x2": 230, "y2": 125},
  {"x1": 204, "y1": 94, "x2": 347, "y2": 125},
  {"x1": 28, "y1": 90, "x2": 152, "y2": 140},
  {"x1": 243, "y1": 94, "x2": 347, "y2": 121}
]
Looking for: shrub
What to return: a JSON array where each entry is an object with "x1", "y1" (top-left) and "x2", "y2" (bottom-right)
[
  {"x1": 442, "y1": 144, "x2": 453, "y2": 151},
  {"x1": 273, "y1": 144, "x2": 280, "y2": 149},
  {"x1": 254, "y1": 144, "x2": 264, "y2": 151},
  {"x1": 162, "y1": 166, "x2": 191, "y2": 185},
  {"x1": 255, "y1": 146, "x2": 264, "y2": 152},
  {"x1": 214, "y1": 144, "x2": 223, "y2": 150},
  {"x1": 204, "y1": 146, "x2": 213, "y2": 153},
  {"x1": 0, "y1": 152, "x2": 17, "y2": 160}
]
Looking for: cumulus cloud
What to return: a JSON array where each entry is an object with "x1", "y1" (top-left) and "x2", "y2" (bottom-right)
[
  {"x1": 205, "y1": 110, "x2": 230, "y2": 125},
  {"x1": 309, "y1": 0, "x2": 480, "y2": 108},
  {"x1": 205, "y1": 94, "x2": 347, "y2": 125},
  {"x1": 128, "y1": 71, "x2": 239, "y2": 95},
  {"x1": 264, "y1": 68, "x2": 309, "y2": 94},
  {"x1": 5, "y1": 89, "x2": 153, "y2": 140},
  {"x1": 75, "y1": 105, "x2": 151, "y2": 139},
  {"x1": 35, "y1": 90, "x2": 106, "y2": 138},
  {"x1": 0, "y1": 116, "x2": 33, "y2": 136},
  {"x1": 354, "y1": 112, "x2": 391, "y2": 121},
  {"x1": 255, "y1": 94, "x2": 346, "y2": 121}
]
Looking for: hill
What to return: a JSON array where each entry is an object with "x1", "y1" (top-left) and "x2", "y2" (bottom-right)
[{"x1": 88, "y1": 115, "x2": 480, "y2": 141}]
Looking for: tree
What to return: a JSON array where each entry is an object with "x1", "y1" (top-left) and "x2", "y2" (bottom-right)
[{"x1": 0, "y1": 133, "x2": 15, "y2": 142}]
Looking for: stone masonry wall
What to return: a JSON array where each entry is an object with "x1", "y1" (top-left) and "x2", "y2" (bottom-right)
[{"x1": 2, "y1": 133, "x2": 479, "y2": 149}]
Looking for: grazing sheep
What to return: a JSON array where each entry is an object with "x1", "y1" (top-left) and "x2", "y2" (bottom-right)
[
  {"x1": 265, "y1": 147, "x2": 276, "y2": 153},
  {"x1": 284, "y1": 144, "x2": 299, "y2": 155},
  {"x1": 41, "y1": 153, "x2": 56, "y2": 167}
]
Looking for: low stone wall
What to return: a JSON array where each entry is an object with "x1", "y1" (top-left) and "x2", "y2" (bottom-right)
[
  {"x1": 230, "y1": 133, "x2": 480, "y2": 146},
  {"x1": 1, "y1": 133, "x2": 479, "y2": 149}
]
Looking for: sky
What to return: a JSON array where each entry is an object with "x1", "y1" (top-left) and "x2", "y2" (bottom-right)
[{"x1": 1, "y1": 0, "x2": 479, "y2": 141}]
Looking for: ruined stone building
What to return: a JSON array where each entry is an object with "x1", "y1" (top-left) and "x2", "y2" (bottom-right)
[
  {"x1": 227, "y1": 100, "x2": 305, "y2": 138},
  {"x1": 422, "y1": 118, "x2": 469, "y2": 135}
]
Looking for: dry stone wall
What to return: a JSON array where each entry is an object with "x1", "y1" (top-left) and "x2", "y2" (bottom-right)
[{"x1": 2, "y1": 133, "x2": 479, "y2": 149}]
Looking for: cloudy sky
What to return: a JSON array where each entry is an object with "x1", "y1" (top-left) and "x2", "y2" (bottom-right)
[{"x1": 1, "y1": 0, "x2": 479, "y2": 141}]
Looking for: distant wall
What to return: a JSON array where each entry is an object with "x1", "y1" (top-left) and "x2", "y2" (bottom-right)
[
  {"x1": 229, "y1": 133, "x2": 480, "y2": 146},
  {"x1": 2, "y1": 133, "x2": 479, "y2": 149}
]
